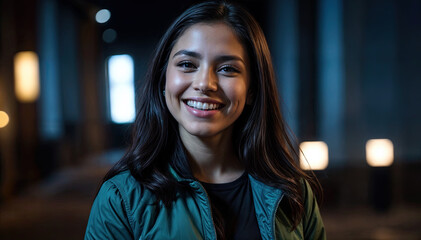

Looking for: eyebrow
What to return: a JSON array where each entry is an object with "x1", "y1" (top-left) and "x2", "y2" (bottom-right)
[
  {"x1": 172, "y1": 49, "x2": 246, "y2": 64},
  {"x1": 173, "y1": 50, "x2": 202, "y2": 59},
  {"x1": 216, "y1": 55, "x2": 245, "y2": 64}
]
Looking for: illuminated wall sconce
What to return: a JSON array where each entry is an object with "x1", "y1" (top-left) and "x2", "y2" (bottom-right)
[
  {"x1": 300, "y1": 141, "x2": 329, "y2": 170},
  {"x1": 366, "y1": 139, "x2": 394, "y2": 167},
  {"x1": 0, "y1": 111, "x2": 9, "y2": 128},
  {"x1": 14, "y1": 51, "x2": 40, "y2": 102}
]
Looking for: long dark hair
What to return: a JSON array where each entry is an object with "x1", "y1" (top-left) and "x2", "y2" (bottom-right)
[{"x1": 104, "y1": 0, "x2": 321, "y2": 236}]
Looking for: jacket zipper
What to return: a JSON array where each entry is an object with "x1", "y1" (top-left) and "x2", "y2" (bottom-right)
[
  {"x1": 196, "y1": 181, "x2": 218, "y2": 240},
  {"x1": 272, "y1": 193, "x2": 284, "y2": 239}
]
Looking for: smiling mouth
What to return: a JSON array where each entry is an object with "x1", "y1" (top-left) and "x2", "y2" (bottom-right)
[{"x1": 184, "y1": 100, "x2": 224, "y2": 111}]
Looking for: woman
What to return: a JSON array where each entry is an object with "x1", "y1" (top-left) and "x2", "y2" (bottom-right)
[{"x1": 85, "y1": 1, "x2": 326, "y2": 239}]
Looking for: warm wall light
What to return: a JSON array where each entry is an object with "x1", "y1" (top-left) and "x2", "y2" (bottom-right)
[
  {"x1": 300, "y1": 141, "x2": 329, "y2": 170},
  {"x1": 14, "y1": 51, "x2": 40, "y2": 102},
  {"x1": 0, "y1": 111, "x2": 10, "y2": 128},
  {"x1": 366, "y1": 139, "x2": 394, "y2": 167}
]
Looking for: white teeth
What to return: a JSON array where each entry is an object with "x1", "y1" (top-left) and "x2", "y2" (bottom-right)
[{"x1": 186, "y1": 100, "x2": 221, "y2": 110}]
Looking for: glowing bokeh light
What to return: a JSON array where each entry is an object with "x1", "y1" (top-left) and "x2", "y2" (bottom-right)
[
  {"x1": 0, "y1": 111, "x2": 10, "y2": 128},
  {"x1": 366, "y1": 139, "x2": 394, "y2": 167},
  {"x1": 300, "y1": 141, "x2": 329, "y2": 170},
  {"x1": 95, "y1": 9, "x2": 111, "y2": 23},
  {"x1": 103, "y1": 28, "x2": 117, "y2": 43},
  {"x1": 14, "y1": 51, "x2": 40, "y2": 102}
]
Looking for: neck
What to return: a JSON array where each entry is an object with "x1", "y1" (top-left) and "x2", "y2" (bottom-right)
[{"x1": 179, "y1": 126, "x2": 244, "y2": 183}]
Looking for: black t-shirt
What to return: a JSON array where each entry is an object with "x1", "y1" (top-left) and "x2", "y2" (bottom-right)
[{"x1": 201, "y1": 172, "x2": 262, "y2": 240}]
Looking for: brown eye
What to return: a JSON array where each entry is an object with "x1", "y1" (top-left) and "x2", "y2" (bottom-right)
[
  {"x1": 219, "y1": 65, "x2": 240, "y2": 74},
  {"x1": 177, "y1": 61, "x2": 196, "y2": 69}
]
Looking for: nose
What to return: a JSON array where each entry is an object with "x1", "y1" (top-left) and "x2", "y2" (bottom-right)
[{"x1": 192, "y1": 67, "x2": 218, "y2": 93}]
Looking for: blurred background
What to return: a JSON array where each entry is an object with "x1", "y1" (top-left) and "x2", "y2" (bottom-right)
[{"x1": 0, "y1": 0, "x2": 420, "y2": 239}]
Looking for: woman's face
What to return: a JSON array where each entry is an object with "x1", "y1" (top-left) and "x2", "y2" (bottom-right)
[{"x1": 165, "y1": 22, "x2": 249, "y2": 139}]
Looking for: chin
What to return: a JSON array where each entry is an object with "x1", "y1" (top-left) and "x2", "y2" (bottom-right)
[
  {"x1": 185, "y1": 128, "x2": 220, "y2": 138},
  {"x1": 180, "y1": 123, "x2": 228, "y2": 138}
]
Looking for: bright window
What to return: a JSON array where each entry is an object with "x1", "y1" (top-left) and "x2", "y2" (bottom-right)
[{"x1": 108, "y1": 54, "x2": 136, "y2": 123}]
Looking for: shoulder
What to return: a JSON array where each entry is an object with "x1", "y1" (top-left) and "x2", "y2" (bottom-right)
[
  {"x1": 85, "y1": 171, "x2": 157, "y2": 239},
  {"x1": 93, "y1": 170, "x2": 146, "y2": 217},
  {"x1": 94, "y1": 171, "x2": 143, "y2": 209},
  {"x1": 100, "y1": 170, "x2": 156, "y2": 209},
  {"x1": 301, "y1": 179, "x2": 315, "y2": 202},
  {"x1": 105, "y1": 170, "x2": 141, "y2": 195},
  {"x1": 300, "y1": 179, "x2": 326, "y2": 239},
  {"x1": 85, "y1": 171, "x2": 139, "y2": 239},
  {"x1": 300, "y1": 178, "x2": 318, "y2": 220}
]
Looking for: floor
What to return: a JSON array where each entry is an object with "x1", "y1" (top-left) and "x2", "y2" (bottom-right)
[{"x1": 1, "y1": 160, "x2": 420, "y2": 240}]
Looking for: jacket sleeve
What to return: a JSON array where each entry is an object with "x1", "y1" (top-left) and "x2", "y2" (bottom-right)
[
  {"x1": 84, "y1": 180, "x2": 134, "y2": 240},
  {"x1": 303, "y1": 180, "x2": 327, "y2": 240}
]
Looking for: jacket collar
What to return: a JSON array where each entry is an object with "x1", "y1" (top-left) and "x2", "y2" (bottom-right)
[
  {"x1": 249, "y1": 175, "x2": 284, "y2": 239},
  {"x1": 169, "y1": 165, "x2": 192, "y2": 182},
  {"x1": 170, "y1": 165, "x2": 284, "y2": 239}
]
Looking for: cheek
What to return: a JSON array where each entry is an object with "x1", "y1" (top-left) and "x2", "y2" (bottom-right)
[
  {"x1": 165, "y1": 68, "x2": 189, "y2": 97},
  {"x1": 224, "y1": 81, "x2": 248, "y2": 104}
]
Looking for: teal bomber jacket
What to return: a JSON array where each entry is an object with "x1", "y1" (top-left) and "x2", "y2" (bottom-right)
[{"x1": 85, "y1": 170, "x2": 326, "y2": 239}]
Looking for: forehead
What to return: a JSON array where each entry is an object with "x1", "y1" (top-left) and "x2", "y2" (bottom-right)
[{"x1": 170, "y1": 22, "x2": 247, "y2": 59}]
